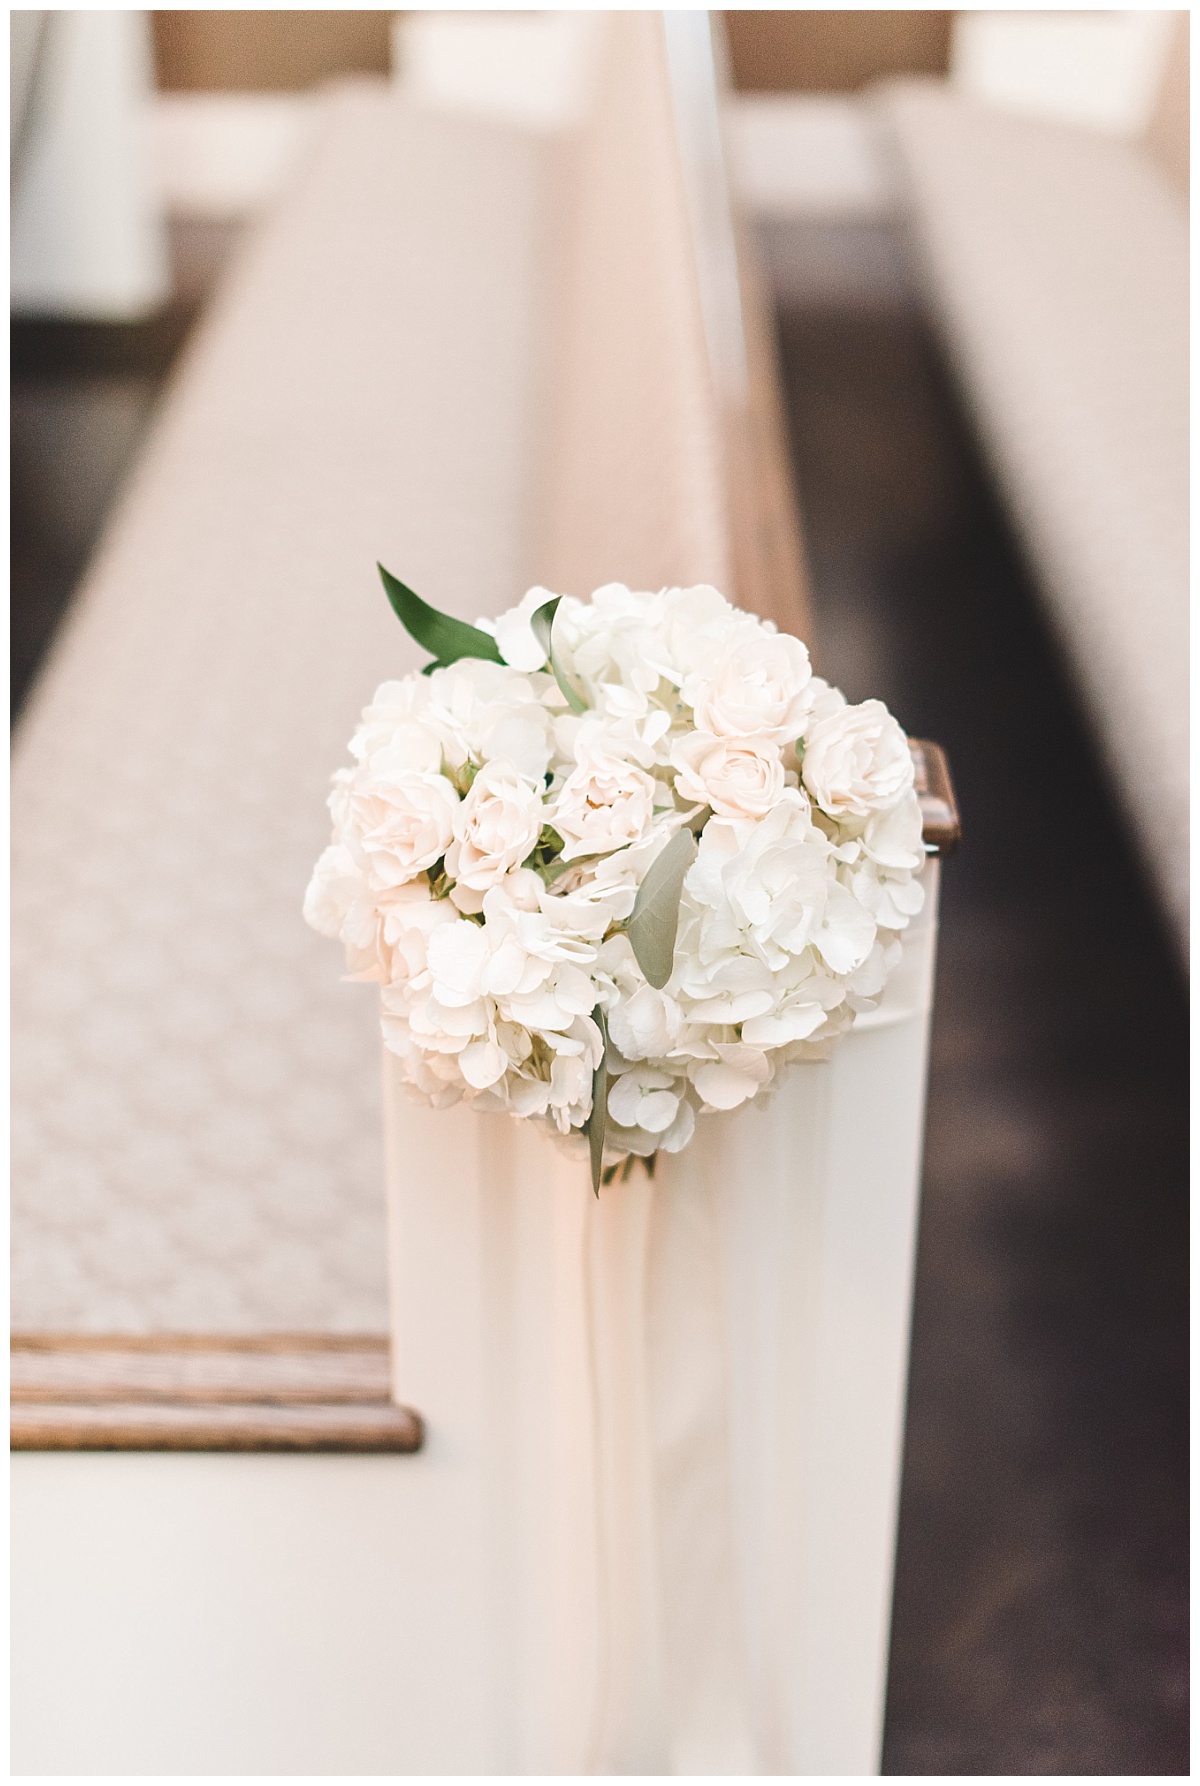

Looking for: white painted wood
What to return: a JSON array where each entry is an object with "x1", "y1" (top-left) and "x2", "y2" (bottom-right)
[
  {"x1": 712, "y1": 866, "x2": 938, "y2": 1771},
  {"x1": 950, "y1": 10, "x2": 1176, "y2": 138},
  {"x1": 11, "y1": 10, "x2": 169, "y2": 319},
  {"x1": 10, "y1": 1450, "x2": 497, "y2": 1775},
  {"x1": 150, "y1": 92, "x2": 322, "y2": 221},
  {"x1": 725, "y1": 95, "x2": 897, "y2": 221},
  {"x1": 382, "y1": 864, "x2": 939, "y2": 1773}
]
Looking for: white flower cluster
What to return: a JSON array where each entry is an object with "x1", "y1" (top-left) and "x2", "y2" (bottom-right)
[{"x1": 305, "y1": 583, "x2": 925, "y2": 1166}]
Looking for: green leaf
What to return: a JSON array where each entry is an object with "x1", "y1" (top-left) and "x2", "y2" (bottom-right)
[
  {"x1": 531, "y1": 597, "x2": 586, "y2": 714},
  {"x1": 378, "y1": 564, "x2": 504, "y2": 670},
  {"x1": 540, "y1": 856, "x2": 576, "y2": 887},
  {"x1": 586, "y1": 1005, "x2": 609, "y2": 1197},
  {"x1": 626, "y1": 827, "x2": 696, "y2": 989}
]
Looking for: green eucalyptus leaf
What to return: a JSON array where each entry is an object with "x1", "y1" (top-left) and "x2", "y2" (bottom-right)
[
  {"x1": 626, "y1": 827, "x2": 696, "y2": 990},
  {"x1": 540, "y1": 856, "x2": 576, "y2": 887},
  {"x1": 531, "y1": 597, "x2": 587, "y2": 714},
  {"x1": 586, "y1": 1004, "x2": 609, "y2": 1197},
  {"x1": 378, "y1": 564, "x2": 504, "y2": 670},
  {"x1": 529, "y1": 596, "x2": 557, "y2": 657}
]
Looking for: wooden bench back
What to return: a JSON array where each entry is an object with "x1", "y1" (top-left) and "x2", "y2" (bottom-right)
[{"x1": 536, "y1": 13, "x2": 814, "y2": 643}]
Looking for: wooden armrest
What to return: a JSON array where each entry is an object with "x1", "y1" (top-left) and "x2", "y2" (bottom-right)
[
  {"x1": 11, "y1": 1333, "x2": 423, "y2": 1453},
  {"x1": 911, "y1": 738, "x2": 961, "y2": 854}
]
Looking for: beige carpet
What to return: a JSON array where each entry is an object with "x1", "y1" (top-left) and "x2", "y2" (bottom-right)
[{"x1": 12, "y1": 89, "x2": 559, "y2": 1330}]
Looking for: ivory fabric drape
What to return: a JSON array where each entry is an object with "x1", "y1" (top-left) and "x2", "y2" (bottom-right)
[{"x1": 385, "y1": 863, "x2": 938, "y2": 1774}]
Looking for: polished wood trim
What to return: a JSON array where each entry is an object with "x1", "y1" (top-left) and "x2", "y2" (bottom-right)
[
  {"x1": 726, "y1": 215, "x2": 818, "y2": 645},
  {"x1": 10, "y1": 1333, "x2": 422, "y2": 1453},
  {"x1": 12, "y1": 1337, "x2": 391, "y2": 1406},
  {"x1": 674, "y1": 12, "x2": 815, "y2": 645},
  {"x1": 12, "y1": 1331, "x2": 388, "y2": 1352},
  {"x1": 12, "y1": 1401, "x2": 423, "y2": 1453},
  {"x1": 911, "y1": 738, "x2": 961, "y2": 854}
]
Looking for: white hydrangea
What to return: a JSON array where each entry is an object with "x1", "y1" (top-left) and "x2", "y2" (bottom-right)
[{"x1": 306, "y1": 581, "x2": 928, "y2": 1173}]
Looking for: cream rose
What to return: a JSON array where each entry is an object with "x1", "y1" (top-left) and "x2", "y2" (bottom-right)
[
  {"x1": 423, "y1": 658, "x2": 554, "y2": 783},
  {"x1": 445, "y1": 758, "x2": 544, "y2": 891},
  {"x1": 348, "y1": 679, "x2": 437, "y2": 765},
  {"x1": 346, "y1": 769, "x2": 459, "y2": 887},
  {"x1": 552, "y1": 754, "x2": 657, "y2": 860},
  {"x1": 802, "y1": 699, "x2": 913, "y2": 818},
  {"x1": 671, "y1": 731, "x2": 785, "y2": 820},
  {"x1": 658, "y1": 584, "x2": 746, "y2": 683},
  {"x1": 686, "y1": 626, "x2": 812, "y2": 743},
  {"x1": 309, "y1": 578, "x2": 925, "y2": 1158}
]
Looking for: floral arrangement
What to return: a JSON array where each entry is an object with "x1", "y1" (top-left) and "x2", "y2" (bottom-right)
[{"x1": 305, "y1": 571, "x2": 926, "y2": 1189}]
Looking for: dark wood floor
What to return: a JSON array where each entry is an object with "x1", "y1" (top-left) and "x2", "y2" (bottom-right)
[
  {"x1": 11, "y1": 233, "x2": 1188, "y2": 1775},
  {"x1": 777, "y1": 303, "x2": 1188, "y2": 1775}
]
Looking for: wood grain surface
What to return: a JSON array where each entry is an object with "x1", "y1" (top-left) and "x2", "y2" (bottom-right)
[
  {"x1": 725, "y1": 208, "x2": 818, "y2": 645},
  {"x1": 911, "y1": 739, "x2": 961, "y2": 854},
  {"x1": 11, "y1": 1333, "x2": 422, "y2": 1453}
]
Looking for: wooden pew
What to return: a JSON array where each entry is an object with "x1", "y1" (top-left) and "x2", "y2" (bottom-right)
[{"x1": 13, "y1": 16, "x2": 955, "y2": 1773}]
